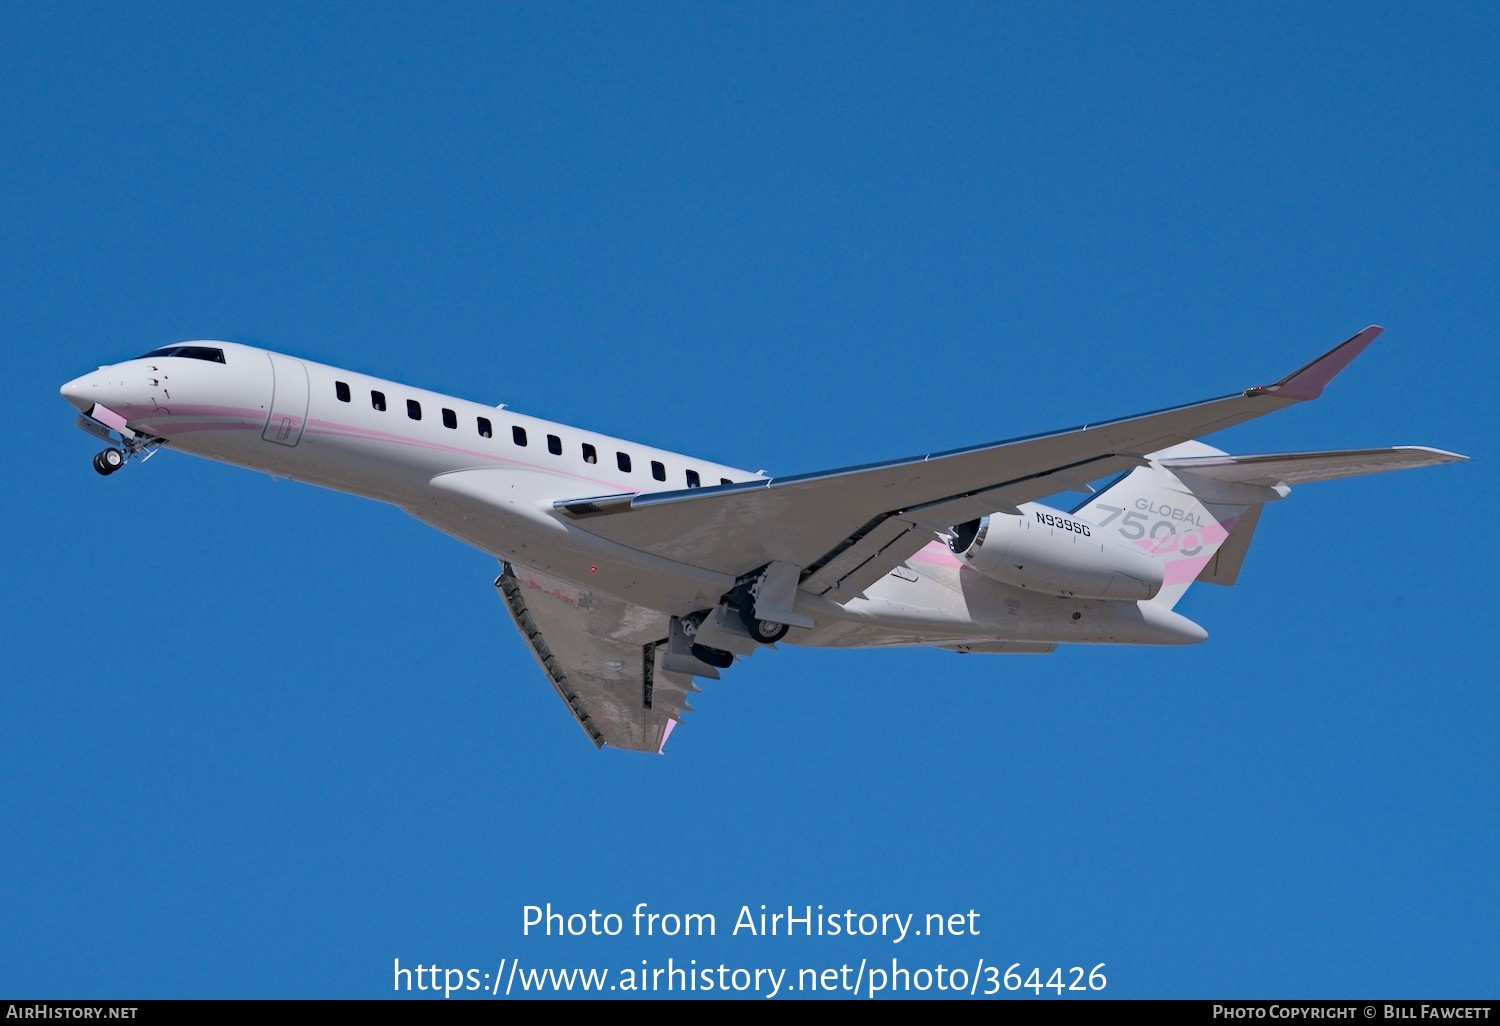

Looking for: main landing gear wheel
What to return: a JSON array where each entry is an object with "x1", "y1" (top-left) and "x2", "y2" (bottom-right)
[
  {"x1": 690, "y1": 644, "x2": 735, "y2": 669},
  {"x1": 93, "y1": 448, "x2": 126, "y2": 476},
  {"x1": 738, "y1": 601, "x2": 790, "y2": 644}
]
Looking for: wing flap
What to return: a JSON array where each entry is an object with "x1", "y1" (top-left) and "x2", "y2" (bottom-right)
[{"x1": 800, "y1": 515, "x2": 930, "y2": 598}]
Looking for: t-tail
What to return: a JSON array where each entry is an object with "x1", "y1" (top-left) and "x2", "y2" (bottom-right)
[{"x1": 1078, "y1": 440, "x2": 1466, "y2": 611}]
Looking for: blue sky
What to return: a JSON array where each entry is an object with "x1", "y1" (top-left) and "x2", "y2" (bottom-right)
[{"x1": 4, "y1": 2, "x2": 1495, "y2": 1000}]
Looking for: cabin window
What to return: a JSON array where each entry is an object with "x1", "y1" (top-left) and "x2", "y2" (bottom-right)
[
  {"x1": 407, "y1": 399, "x2": 422, "y2": 420},
  {"x1": 477, "y1": 417, "x2": 492, "y2": 438},
  {"x1": 442, "y1": 408, "x2": 457, "y2": 429},
  {"x1": 547, "y1": 434, "x2": 562, "y2": 455},
  {"x1": 371, "y1": 390, "x2": 387, "y2": 412},
  {"x1": 582, "y1": 443, "x2": 597, "y2": 464},
  {"x1": 651, "y1": 460, "x2": 666, "y2": 482},
  {"x1": 721, "y1": 478, "x2": 732, "y2": 485},
  {"x1": 512, "y1": 426, "x2": 528, "y2": 447},
  {"x1": 335, "y1": 381, "x2": 351, "y2": 402},
  {"x1": 617, "y1": 452, "x2": 632, "y2": 473},
  {"x1": 686, "y1": 469, "x2": 701, "y2": 488}
]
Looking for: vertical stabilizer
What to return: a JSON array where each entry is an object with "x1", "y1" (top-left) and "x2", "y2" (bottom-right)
[{"x1": 1075, "y1": 441, "x2": 1283, "y2": 610}]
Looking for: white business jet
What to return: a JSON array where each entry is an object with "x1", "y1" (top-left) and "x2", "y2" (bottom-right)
[{"x1": 60, "y1": 327, "x2": 1464, "y2": 753}]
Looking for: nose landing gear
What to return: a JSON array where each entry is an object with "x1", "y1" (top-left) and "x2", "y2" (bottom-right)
[
  {"x1": 88, "y1": 436, "x2": 161, "y2": 476},
  {"x1": 76, "y1": 409, "x2": 164, "y2": 478},
  {"x1": 92, "y1": 448, "x2": 126, "y2": 476}
]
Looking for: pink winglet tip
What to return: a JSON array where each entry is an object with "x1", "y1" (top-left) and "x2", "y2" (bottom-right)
[
  {"x1": 658, "y1": 718, "x2": 678, "y2": 754},
  {"x1": 1263, "y1": 325, "x2": 1384, "y2": 401}
]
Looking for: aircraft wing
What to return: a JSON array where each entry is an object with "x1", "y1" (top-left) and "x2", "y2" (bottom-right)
[
  {"x1": 555, "y1": 327, "x2": 1388, "y2": 601},
  {"x1": 495, "y1": 562, "x2": 697, "y2": 752}
]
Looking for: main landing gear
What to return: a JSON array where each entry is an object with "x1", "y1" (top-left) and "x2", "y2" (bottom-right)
[
  {"x1": 661, "y1": 562, "x2": 814, "y2": 679},
  {"x1": 734, "y1": 561, "x2": 814, "y2": 645},
  {"x1": 738, "y1": 601, "x2": 790, "y2": 644},
  {"x1": 690, "y1": 644, "x2": 735, "y2": 669}
]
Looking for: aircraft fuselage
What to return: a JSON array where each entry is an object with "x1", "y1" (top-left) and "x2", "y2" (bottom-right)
[{"x1": 59, "y1": 341, "x2": 1210, "y2": 648}]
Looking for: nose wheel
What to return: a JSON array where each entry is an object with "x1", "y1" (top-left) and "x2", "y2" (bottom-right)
[
  {"x1": 86, "y1": 434, "x2": 161, "y2": 476},
  {"x1": 92, "y1": 448, "x2": 126, "y2": 476},
  {"x1": 74, "y1": 398, "x2": 166, "y2": 476}
]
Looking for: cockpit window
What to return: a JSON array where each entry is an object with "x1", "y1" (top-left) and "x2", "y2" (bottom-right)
[{"x1": 137, "y1": 345, "x2": 226, "y2": 364}]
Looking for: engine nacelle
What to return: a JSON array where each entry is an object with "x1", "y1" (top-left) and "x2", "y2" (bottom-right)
[{"x1": 951, "y1": 511, "x2": 1165, "y2": 601}]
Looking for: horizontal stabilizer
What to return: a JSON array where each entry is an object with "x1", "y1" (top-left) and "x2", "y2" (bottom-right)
[{"x1": 1160, "y1": 446, "x2": 1467, "y2": 488}]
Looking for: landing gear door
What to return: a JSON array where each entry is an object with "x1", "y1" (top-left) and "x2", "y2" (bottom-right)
[{"x1": 263, "y1": 353, "x2": 309, "y2": 447}]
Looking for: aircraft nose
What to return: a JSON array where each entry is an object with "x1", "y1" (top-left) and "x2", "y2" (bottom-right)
[{"x1": 60, "y1": 372, "x2": 100, "y2": 412}]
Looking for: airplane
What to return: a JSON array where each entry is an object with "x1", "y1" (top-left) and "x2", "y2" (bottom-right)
[{"x1": 59, "y1": 326, "x2": 1465, "y2": 753}]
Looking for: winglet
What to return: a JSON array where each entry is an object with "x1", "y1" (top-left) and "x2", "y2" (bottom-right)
[
  {"x1": 1249, "y1": 325, "x2": 1383, "y2": 401},
  {"x1": 659, "y1": 717, "x2": 678, "y2": 755}
]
